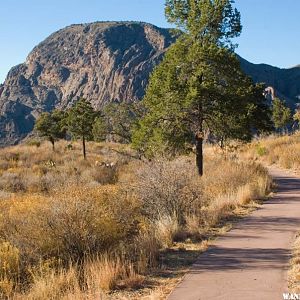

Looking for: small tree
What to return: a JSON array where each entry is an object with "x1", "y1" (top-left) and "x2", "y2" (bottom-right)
[
  {"x1": 293, "y1": 104, "x2": 300, "y2": 131},
  {"x1": 92, "y1": 102, "x2": 143, "y2": 143},
  {"x1": 67, "y1": 98, "x2": 96, "y2": 159},
  {"x1": 92, "y1": 116, "x2": 107, "y2": 142},
  {"x1": 35, "y1": 110, "x2": 66, "y2": 150},
  {"x1": 272, "y1": 98, "x2": 292, "y2": 133}
]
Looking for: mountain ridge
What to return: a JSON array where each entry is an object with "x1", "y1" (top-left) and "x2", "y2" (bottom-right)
[{"x1": 0, "y1": 21, "x2": 299, "y2": 145}]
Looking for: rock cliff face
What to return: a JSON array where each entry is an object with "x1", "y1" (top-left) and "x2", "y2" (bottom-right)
[
  {"x1": 1, "y1": 21, "x2": 300, "y2": 146},
  {"x1": 239, "y1": 57, "x2": 300, "y2": 107},
  {"x1": 0, "y1": 22, "x2": 175, "y2": 145}
]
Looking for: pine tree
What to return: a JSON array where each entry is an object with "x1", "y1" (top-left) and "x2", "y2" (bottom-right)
[
  {"x1": 35, "y1": 110, "x2": 66, "y2": 151},
  {"x1": 133, "y1": 0, "x2": 271, "y2": 175},
  {"x1": 272, "y1": 98, "x2": 292, "y2": 133},
  {"x1": 92, "y1": 102, "x2": 143, "y2": 143},
  {"x1": 67, "y1": 98, "x2": 96, "y2": 159}
]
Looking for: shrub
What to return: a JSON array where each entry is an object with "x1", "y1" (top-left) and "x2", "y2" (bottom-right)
[
  {"x1": 0, "y1": 173, "x2": 25, "y2": 192},
  {"x1": 26, "y1": 140, "x2": 41, "y2": 148},
  {"x1": 0, "y1": 186, "x2": 141, "y2": 264},
  {"x1": 256, "y1": 144, "x2": 267, "y2": 156},
  {"x1": 129, "y1": 157, "x2": 205, "y2": 225}
]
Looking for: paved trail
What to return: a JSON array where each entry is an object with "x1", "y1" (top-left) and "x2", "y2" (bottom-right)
[{"x1": 168, "y1": 167, "x2": 300, "y2": 300}]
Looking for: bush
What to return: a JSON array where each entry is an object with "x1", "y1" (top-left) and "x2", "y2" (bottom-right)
[
  {"x1": 129, "y1": 157, "x2": 205, "y2": 225},
  {"x1": 0, "y1": 173, "x2": 25, "y2": 192},
  {"x1": 0, "y1": 186, "x2": 141, "y2": 265}
]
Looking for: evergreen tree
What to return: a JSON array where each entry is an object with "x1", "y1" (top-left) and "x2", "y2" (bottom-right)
[
  {"x1": 67, "y1": 98, "x2": 96, "y2": 159},
  {"x1": 133, "y1": 0, "x2": 271, "y2": 175},
  {"x1": 92, "y1": 116, "x2": 107, "y2": 142},
  {"x1": 93, "y1": 102, "x2": 143, "y2": 143},
  {"x1": 292, "y1": 104, "x2": 300, "y2": 131},
  {"x1": 35, "y1": 110, "x2": 67, "y2": 150},
  {"x1": 272, "y1": 97, "x2": 292, "y2": 133}
]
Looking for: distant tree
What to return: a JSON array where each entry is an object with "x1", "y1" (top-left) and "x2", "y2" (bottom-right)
[
  {"x1": 93, "y1": 102, "x2": 143, "y2": 143},
  {"x1": 35, "y1": 110, "x2": 67, "y2": 151},
  {"x1": 132, "y1": 0, "x2": 271, "y2": 175},
  {"x1": 293, "y1": 104, "x2": 300, "y2": 131},
  {"x1": 67, "y1": 98, "x2": 97, "y2": 159},
  {"x1": 92, "y1": 116, "x2": 107, "y2": 142},
  {"x1": 272, "y1": 98, "x2": 292, "y2": 133}
]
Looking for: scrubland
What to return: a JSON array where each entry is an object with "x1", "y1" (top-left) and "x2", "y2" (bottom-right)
[
  {"x1": 0, "y1": 140, "x2": 271, "y2": 299},
  {"x1": 240, "y1": 132, "x2": 300, "y2": 171}
]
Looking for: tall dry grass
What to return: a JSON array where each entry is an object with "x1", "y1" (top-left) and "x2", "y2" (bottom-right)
[
  {"x1": 0, "y1": 140, "x2": 272, "y2": 298},
  {"x1": 240, "y1": 132, "x2": 300, "y2": 170}
]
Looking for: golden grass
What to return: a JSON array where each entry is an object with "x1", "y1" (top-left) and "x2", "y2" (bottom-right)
[
  {"x1": 0, "y1": 139, "x2": 272, "y2": 299},
  {"x1": 240, "y1": 132, "x2": 300, "y2": 171}
]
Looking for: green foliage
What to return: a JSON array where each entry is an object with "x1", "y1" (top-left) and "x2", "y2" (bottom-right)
[
  {"x1": 293, "y1": 105, "x2": 300, "y2": 130},
  {"x1": 67, "y1": 98, "x2": 97, "y2": 159},
  {"x1": 67, "y1": 98, "x2": 96, "y2": 140},
  {"x1": 256, "y1": 144, "x2": 268, "y2": 157},
  {"x1": 133, "y1": 0, "x2": 272, "y2": 175},
  {"x1": 35, "y1": 110, "x2": 66, "y2": 150},
  {"x1": 92, "y1": 116, "x2": 107, "y2": 142},
  {"x1": 272, "y1": 97, "x2": 292, "y2": 131},
  {"x1": 165, "y1": 0, "x2": 242, "y2": 48},
  {"x1": 93, "y1": 102, "x2": 143, "y2": 143},
  {"x1": 132, "y1": 37, "x2": 271, "y2": 166}
]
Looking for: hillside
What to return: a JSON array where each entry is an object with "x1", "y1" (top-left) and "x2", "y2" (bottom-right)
[
  {"x1": 239, "y1": 56, "x2": 300, "y2": 106},
  {"x1": 0, "y1": 21, "x2": 299, "y2": 146},
  {"x1": 0, "y1": 22, "x2": 175, "y2": 145},
  {"x1": 0, "y1": 139, "x2": 271, "y2": 299}
]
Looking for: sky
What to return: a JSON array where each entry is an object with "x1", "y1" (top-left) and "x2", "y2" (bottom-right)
[{"x1": 0, "y1": 0, "x2": 299, "y2": 83}]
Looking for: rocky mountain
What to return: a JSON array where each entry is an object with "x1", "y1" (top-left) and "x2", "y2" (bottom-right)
[
  {"x1": 0, "y1": 21, "x2": 299, "y2": 146},
  {"x1": 0, "y1": 22, "x2": 176, "y2": 145},
  {"x1": 239, "y1": 56, "x2": 300, "y2": 106}
]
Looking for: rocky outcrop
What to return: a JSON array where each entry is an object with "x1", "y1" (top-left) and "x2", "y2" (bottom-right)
[
  {"x1": 0, "y1": 21, "x2": 299, "y2": 146},
  {"x1": 0, "y1": 22, "x2": 176, "y2": 145},
  {"x1": 239, "y1": 56, "x2": 300, "y2": 107}
]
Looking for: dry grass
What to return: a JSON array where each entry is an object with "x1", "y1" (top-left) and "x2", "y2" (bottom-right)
[
  {"x1": 0, "y1": 140, "x2": 272, "y2": 299},
  {"x1": 239, "y1": 132, "x2": 300, "y2": 171}
]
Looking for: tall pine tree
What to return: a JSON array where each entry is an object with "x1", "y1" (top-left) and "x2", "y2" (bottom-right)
[{"x1": 133, "y1": 0, "x2": 271, "y2": 175}]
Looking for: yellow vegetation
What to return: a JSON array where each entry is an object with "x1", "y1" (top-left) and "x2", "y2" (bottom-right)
[{"x1": 0, "y1": 140, "x2": 271, "y2": 298}]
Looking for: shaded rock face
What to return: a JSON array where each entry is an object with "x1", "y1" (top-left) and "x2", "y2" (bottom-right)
[
  {"x1": 1, "y1": 21, "x2": 300, "y2": 146},
  {"x1": 239, "y1": 57, "x2": 300, "y2": 107},
  {"x1": 0, "y1": 22, "x2": 175, "y2": 145}
]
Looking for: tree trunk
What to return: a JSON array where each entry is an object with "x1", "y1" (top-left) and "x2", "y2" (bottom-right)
[
  {"x1": 195, "y1": 134, "x2": 203, "y2": 176},
  {"x1": 50, "y1": 138, "x2": 55, "y2": 151},
  {"x1": 82, "y1": 136, "x2": 86, "y2": 160}
]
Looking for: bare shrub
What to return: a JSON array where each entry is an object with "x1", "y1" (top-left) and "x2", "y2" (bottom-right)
[
  {"x1": 130, "y1": 157, "x2": 205, "y2": 225},
  {"x1": 81, "y1": 166, "x2": 117, "y2": 185},
  {"x1": 0, "y1": 173, "x2": 25, "y2": 193}
]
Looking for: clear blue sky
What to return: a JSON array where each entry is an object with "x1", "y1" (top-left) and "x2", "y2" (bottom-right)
[{"x1": 0, "y1": 0, "x2": 299, "y2": 83}]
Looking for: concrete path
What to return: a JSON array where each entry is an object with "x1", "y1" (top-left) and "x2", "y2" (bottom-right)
[{"x1": 168, "y1": 166, "x2": 300, "y2": 300}]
